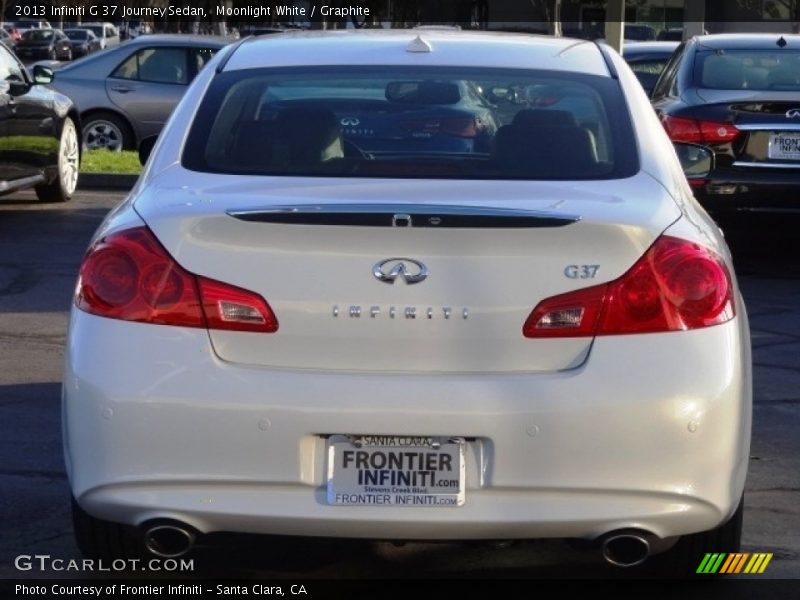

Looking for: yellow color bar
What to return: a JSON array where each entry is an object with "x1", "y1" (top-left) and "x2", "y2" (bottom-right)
[
  {"x1": 758, "y1": 554, "x2": 773, "y2": 574},
  {"x1": 745, "y1": 553, "x2": 772, "y2": 574}
]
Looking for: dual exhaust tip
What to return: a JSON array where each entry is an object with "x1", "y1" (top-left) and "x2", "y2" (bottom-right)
[
  {"x1": 141, "y1": 522, "x2": 653, "y2": 567},
  {"x1": 143, "y1": 523, "x2": 196, "y2": 558},
  {"x1": 601, "y1": 531, "x2": 652, "y2": 568}
]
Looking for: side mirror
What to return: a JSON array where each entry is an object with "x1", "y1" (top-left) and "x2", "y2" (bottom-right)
[
  {"x1": 7, "y1": 75, "x2": 30, "y2": 95},
  {"x1": 673, "y1": 142, "x2": 713, "y2": 182},
  {"x1": 32, "y1": 64, "x2": 54, "y2": 85},
  {"x1": 138, "y1": 135, "x2": 158, "y2": 165}
]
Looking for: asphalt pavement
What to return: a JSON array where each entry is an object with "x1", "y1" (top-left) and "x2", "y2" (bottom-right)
[{"x1": 0, "y1": 189, "x2": 797, "y2": 579}]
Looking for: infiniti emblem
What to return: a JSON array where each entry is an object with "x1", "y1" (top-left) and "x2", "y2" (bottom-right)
[
  {"x1": 786, "y1": 109, "x2": 800, "y2": 119},
  {"x1": 341, "y1": 117, "x2": 360, "y2": 126},
  {"x1": 373, "y1": 258, "x2": 428, "y2": 284}
]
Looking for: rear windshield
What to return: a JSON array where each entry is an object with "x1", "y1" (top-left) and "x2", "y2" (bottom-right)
[
  {"x1": 65, "y1": 30, "x2": 88, "y2": 40},
  {"x1": 697, "y1": 49, "x2": 800, "y2": 91},
  {"x1": 182, "y1": 66, "x2": 639, "y2": 180}
]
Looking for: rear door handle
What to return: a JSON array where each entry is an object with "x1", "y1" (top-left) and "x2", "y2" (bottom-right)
[{"x1": 110, "y1": 86, "x2": 134, "y2": 93}]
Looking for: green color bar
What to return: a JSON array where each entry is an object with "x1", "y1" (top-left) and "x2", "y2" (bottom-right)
[
  {"x1": 709, "y1": 553, "x2": 727, "y2": 574},
  {"x1": 696, "y1": 553, "x2": 714, "y2": 573}
]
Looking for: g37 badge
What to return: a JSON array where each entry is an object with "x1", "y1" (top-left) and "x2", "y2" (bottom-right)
[{"x1": 564, "y1": 265, "x2": 600, "y2": 279}]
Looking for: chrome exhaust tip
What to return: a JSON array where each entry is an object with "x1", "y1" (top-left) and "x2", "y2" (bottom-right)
[
  {"x1": 601, "y1": 532, "x2": 651, "y2": 568},
  {"x1": 143, "y1": 523, "x2": 196, "y2": 558}
]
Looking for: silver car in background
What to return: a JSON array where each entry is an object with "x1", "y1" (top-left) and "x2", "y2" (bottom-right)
[
  {"x1": 46, "y1": 35, "x2": 229, "y2": 151},
  {"x1": 80, "y1": 22, "x2": 120, "y2": 50}
]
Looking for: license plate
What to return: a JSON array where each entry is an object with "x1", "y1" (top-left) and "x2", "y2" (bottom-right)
[
  {"x1": 326, "y1": 435, "x2": 465, "y2": 507},
  {"x1": 768, "y1": 132, "x2": 800, "y2": 160}
]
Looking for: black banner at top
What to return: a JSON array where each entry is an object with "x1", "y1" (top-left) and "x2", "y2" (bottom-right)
[{"x1": 5, "y1": 0, "x2": 800, "y2": 28}]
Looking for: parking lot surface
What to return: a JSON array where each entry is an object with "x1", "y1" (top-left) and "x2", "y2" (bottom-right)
[{"x1": 0, "y1": 190, "x2": 797, "y2": 578}]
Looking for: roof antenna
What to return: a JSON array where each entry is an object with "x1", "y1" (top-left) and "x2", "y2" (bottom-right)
[
  {"x1": 407, "y1": 35, "x2": 432, "y2": 53},
  {"x1": 777, "y1": 36, "x2": 788, "y2": 48}
]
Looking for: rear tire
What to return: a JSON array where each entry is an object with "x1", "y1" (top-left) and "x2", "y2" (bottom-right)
[
  {"x1": 654, "y1": 495, "x2": 744, "y2": 577},
  {"x1": 35, "y1": 117, "x2": 79, "y2": 203},
  {"x1": 71, "y1": 496, "x2": 144, "y2": 560}
]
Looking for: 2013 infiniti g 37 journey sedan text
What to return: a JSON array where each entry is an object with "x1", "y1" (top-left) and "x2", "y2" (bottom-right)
[{"x1": 64, "y1": 30, "x2": 751, "y2": 576}]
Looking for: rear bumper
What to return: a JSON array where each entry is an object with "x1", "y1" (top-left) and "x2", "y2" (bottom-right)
[
  {"x1": 63, "y1": 309, "x2": 751, "y2": 541},
  {"x1": 697, "y1": 166, "x2": 800, "y2": 216}
]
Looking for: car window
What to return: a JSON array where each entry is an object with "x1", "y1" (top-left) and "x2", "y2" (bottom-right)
[
  {"x1": 190, "y1": 47, "x2": 219, "y2": 76},
  {"x1": 105, "y1": 25, "x2": 116, "y2": 37},
  {"x1": 627, "y1": 59, "x2": 669, "y2": 76},
  {"x1": 112, "y1": 48, "x2": 189, "y2": 85},
  {"x1": 23, "y1": 29, "x2": 53, "y2": 41},
  {"x1": 697, "y1": 49, "x2": 800, "y2": 91},
  {"x1": 183, "y1": 66, "x2": 639, "y2": 181},
  {"x1": 0, "y1": 44, "x2": 26, "y2": 83},
  {"x1": 651, "y1": 43, "x2": 684, "y2": 99}
]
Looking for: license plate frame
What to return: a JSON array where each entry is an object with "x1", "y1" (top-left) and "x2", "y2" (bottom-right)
[
  {"x1": 326, "y1": 435, "x2": 465, "y2": 507},
  {"x1": 768, "y1": 132, "x2": 800, "y2": 161}
]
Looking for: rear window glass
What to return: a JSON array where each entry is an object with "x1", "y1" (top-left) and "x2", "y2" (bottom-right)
[
  {"x1": 182, "y1": 66, "x2": 639, "y2": 180},
  {"x1": 697, "y1": 49, "x2": 800, "y2": 91}
]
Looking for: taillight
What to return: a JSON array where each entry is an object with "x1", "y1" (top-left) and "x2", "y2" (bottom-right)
[
  {"x1": 197, "y1": 277, "x2": 278, "y2": 333},
  {"x1": 661, "y1": 115, "x2": 740, "y2": 144},
  {"x1": 76, "y1": 227, "x2": 278, "y2": 333},
  {"x1": 523, "y1": 236, "x2": 734, "y2": 338},
  {"x1": 688, "y1": 178, "x2": 708, "y2": 189}
]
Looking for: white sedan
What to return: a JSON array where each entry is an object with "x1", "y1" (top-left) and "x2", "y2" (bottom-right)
[{"x1": 64, "y1": 29, "x2": 751, "y2": 575}]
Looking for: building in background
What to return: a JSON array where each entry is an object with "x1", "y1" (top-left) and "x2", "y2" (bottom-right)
[{"x1": 486, "y1": 0, "x2": 798, "y2": 37}]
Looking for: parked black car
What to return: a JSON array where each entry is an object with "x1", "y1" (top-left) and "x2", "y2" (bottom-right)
[
  {"x1": 657, "y1": 28, "x2": 685, "y2": 41},
  {"x1": 64, "y1": 28, "x2": 101, "y2": 58},
  {"x1": 0, "y1": 45, "x2": 80, "y2": 202},
  {"x1": 651, "y1": 34, "x2": 800, "y2": 221},
  {"x1": 624, "y1": 24, "x2": 657, "y2": 42},
  {"x1": 622, "y1": 41, "x2": 679, "y2": 94},
  {"x1": 15, "y1": 28, "x2": 72, "y2": 61}
]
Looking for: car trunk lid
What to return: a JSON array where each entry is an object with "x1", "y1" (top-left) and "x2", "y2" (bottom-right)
[
  {"x1": 695, "y1": 91, "x2": 800, "y2": 168},
  {"x1": 134, "y1": 171, "x2": 680, "y2": 374}
]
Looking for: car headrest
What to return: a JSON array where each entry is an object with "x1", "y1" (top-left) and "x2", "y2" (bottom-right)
[
  {"x1": 767, "y1": 63, "x2": 800, "y2": 88},
  {"x1": 702, "y1": 56, "x2": 745, "y2": 90},
  {"x1": 494, "y1": 124, "x2": 599, "y2": 178},
  {"x1": 273, "y1": 107, "x2": 344, "y2": 164}
]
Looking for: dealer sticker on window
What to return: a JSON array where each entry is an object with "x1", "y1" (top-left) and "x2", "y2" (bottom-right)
[{"x1": 326, "y1": 435, "x2": 465, "y2": 507}]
